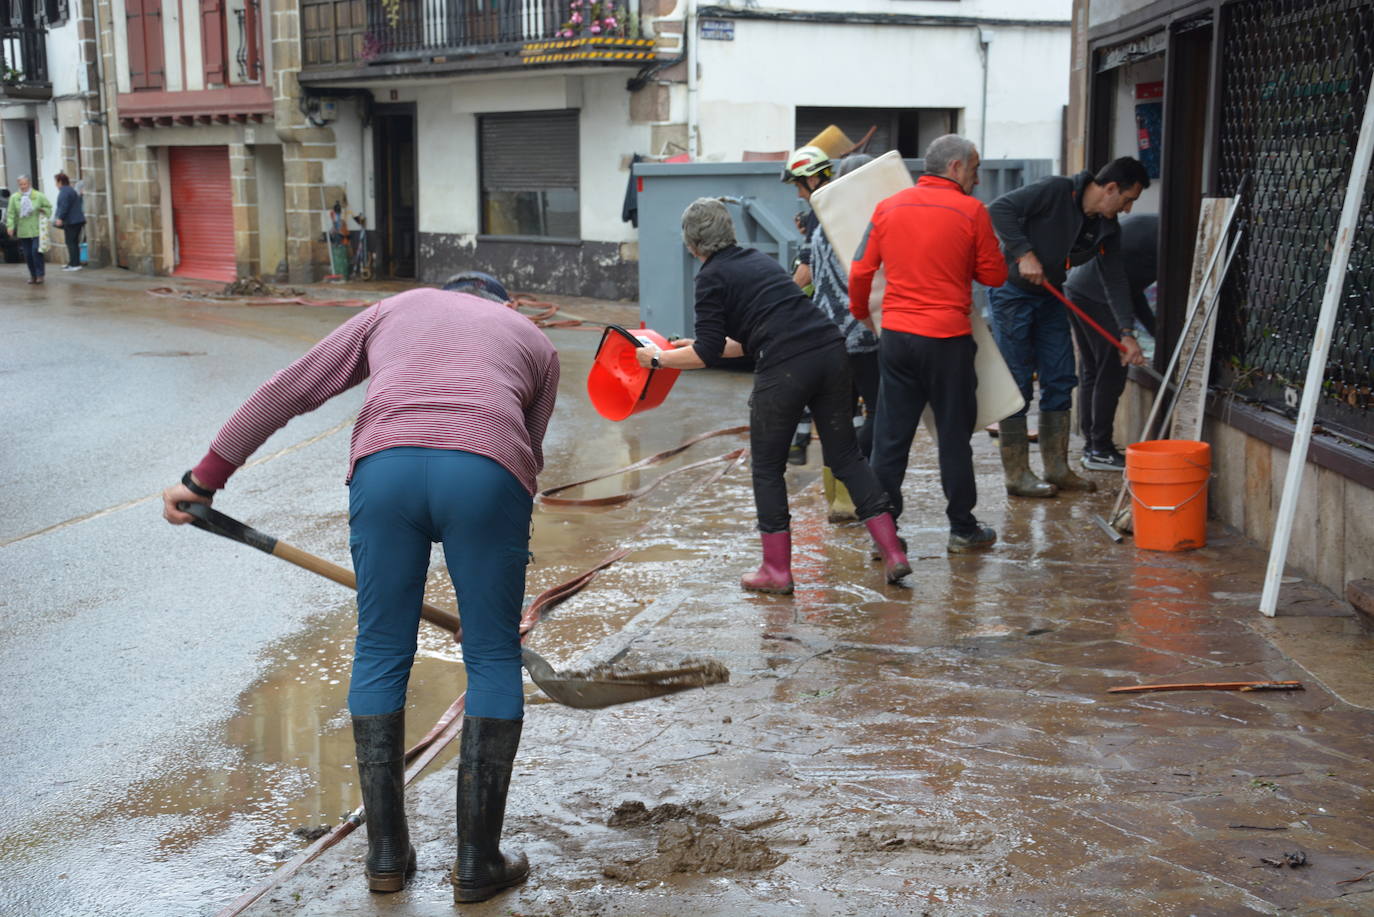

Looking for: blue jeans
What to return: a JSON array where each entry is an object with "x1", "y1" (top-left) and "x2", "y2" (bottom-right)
[
  {"x1": 348, "y1": 447, "x2": 532, "y2": 719},
  {"x1": 988, "y1": 282, "x2": 1077, "y2": 415},
  {"x1": 19, "y1": 236, "x2": 44, "y2": 279}
]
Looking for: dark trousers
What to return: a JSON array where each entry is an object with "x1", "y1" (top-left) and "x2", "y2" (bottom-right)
[
  {"x1": 849, "y1": 349, "x2": 880, "y2": 457},
  {"x1": 870, "y1": 330, "x2": 979, "y2": 533},
  {"x1": 64, "y1": 222, "x2": 84, "y2": 266},
  {"x1": 751, "y1": 343, "x2": 891, "y2": 533},
  {"x1": 1068, "y1": 293, "x2": 1127, "y2": 453},
  {"x1": 19, "y1": 236, "x2": 44, "y2": 279},
  {"x1": 988, "y1": 282, "x2": 1077, "y2": 414}
]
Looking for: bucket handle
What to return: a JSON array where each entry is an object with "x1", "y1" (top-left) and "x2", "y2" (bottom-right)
[
  {"x1": 599, "y1": 324, "x2": 661, "y2": 403},
  {"x1": 1125, "y1": 477, "x2": 1210, "y2": 513}
]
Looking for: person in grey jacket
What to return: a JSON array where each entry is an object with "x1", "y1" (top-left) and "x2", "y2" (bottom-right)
[
  {"x1": 1065, "y1": 213, "x2": 1159, "y2": 471},
  {"x1": 53, "y1": 172, "x2": 86, "y2": 270},
  {"x1": 986, "y1": 156, "x2": 1149, "y2": 498}
]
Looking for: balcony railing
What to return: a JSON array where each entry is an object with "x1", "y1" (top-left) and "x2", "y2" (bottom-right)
[
  {"x1": 1, "y1": 25, "x2": 51, "y2": 93},
  {"x1": 302, "y1": 0, "x2": 585, "y2": 69}
]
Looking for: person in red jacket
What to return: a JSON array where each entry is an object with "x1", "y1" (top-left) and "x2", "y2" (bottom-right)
[{"x1": 849, "y1": 134, "x2": 1008, "y2": 553}]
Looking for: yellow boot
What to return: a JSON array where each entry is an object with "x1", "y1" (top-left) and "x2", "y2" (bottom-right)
[{"x1": 823, "y1": 467, "x2": 859, "y2": 523}]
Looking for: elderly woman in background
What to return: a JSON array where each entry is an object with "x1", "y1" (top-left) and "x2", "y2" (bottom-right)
[
  {"x1": 53, "y1": 172, "x2": 86, "y2": 271},
  {"x1": 6, "y1": 175, "x2": 52, "y2": 284},
  {"x1": 636, "y1": 197, "x2": 911, "y2": 594}
]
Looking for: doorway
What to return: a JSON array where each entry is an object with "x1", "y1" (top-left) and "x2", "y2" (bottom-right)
[
  {"x1": 373, "y1": 105, "x2": 417, "y2": 278},
  {"x1": 1158, "y1": 20, "x2": 1213, "y2": 361}
]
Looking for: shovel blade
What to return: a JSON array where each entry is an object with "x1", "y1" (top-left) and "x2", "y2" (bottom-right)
[{"x1": 522, "y1": 648, "x2": 728, "y2": 710}]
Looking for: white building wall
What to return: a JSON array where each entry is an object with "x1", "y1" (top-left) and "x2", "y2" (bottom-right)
[
  {"x1": 320, "y1": 97, "x2": 368, "y2": 224},
  {"x1": 161, "y1": 0, "x2": 184, "y2": 91},
  {"x1": 578, "y1": 73, "x2": 649, "y2": 243},
  {"x1": 181, "y1": 0, "x2": 205, "y2": 90},
  {"x1": 695, "y1": 19, "x2": 1070, "y2": 167},
  {"x1": 46, "y1": 18, "x2": 88, "y2": 96}
]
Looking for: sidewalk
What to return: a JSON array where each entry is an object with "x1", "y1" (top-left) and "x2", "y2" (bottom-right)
[{"x1": 247, "y1": 334, "x2": 1374, "y2": 916}]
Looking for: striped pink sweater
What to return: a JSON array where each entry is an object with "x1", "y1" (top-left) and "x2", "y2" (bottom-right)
[{"x1": 192, "y1": 289, "x2": 561, "y2": 495}]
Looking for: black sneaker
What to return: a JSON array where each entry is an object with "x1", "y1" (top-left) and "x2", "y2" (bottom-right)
[
  {"x1": 1081, "y1": 448, "x2": 1126, "y2": 472},
  {"x1": 948, "y1": 525, "x2": 997, "y2": 554}
]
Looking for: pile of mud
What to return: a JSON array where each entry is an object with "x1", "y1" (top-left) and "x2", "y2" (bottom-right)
[
  {"x1": 602, "y1": 800, "x2": 784, "y2": 881},
  {"x1": 221, "y1": 278, "x2": 305, "y2": 297}
]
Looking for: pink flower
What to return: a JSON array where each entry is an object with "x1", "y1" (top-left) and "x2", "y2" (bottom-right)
[
  {"x1": 570, "y1": 11, "x2": 581, "y2": 22},
  {"x1": 604, "y1": 16, "x2": 617, "y2": 27},
  {"x1": 561, "y1": 27, "x2": 573, "y2": 36},
  {"x1": 589, "y1": 22, "x2": 601, "y2": 33}
]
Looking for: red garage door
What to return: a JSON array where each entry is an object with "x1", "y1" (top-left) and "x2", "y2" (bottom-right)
[{"x1": 169, "y1": 146, "x2": 236, "y2": 282}]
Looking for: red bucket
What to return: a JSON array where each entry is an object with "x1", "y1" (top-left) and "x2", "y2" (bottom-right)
[{"x1": 587, "y1": 325, "x2": 682, "y2": 421}]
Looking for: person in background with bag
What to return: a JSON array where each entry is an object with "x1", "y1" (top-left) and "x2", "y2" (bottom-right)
[
  {"x1": 53, "y1": 172, "x2": 86, "y2": 271},
  {"x1": 7, "y1": 175, "x2": 53, "y2": 284}
]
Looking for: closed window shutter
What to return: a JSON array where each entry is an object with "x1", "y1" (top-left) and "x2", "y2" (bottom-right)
[
  {"x1": 126, "y1": 0, "x2": 149, "y2": 88},
  {"x1": 480, "y1": 111, "x2": 579, "y2": 193},
  {"x1": 201, "y1": 0, "x2": 226, "y2": 84},
  {"x1": 127, "y1": 0, "x2": 165, "y2": 90}
]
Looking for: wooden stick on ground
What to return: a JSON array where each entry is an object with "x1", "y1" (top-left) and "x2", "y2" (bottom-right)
[{"x1": 1108, "y1": 680, "x2": 1303, "y2": 694}]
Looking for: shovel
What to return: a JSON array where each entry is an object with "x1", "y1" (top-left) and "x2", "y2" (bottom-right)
[{"x1": 176, "y1": 502, "x2": 728, "y2": 709}]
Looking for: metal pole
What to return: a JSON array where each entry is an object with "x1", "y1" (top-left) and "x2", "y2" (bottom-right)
[{"x1": 1259, "y1": 72, "x2": 1374, "y2": 616}]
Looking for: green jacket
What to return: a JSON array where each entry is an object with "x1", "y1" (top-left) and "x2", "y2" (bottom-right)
[{"x1": 6, "y1": 190, "x2": 52, "y2": 239}]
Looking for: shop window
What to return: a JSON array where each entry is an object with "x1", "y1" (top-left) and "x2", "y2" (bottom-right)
[{"x1": 479, "y1": 110, "x2": 580, "y2": 239}]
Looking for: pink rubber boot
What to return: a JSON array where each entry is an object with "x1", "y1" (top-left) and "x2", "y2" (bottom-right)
[
  {"x1": 865, "y1": 513, "x2": 912, "y2": 584},
  {"x1": 741, "y1": 531, "x2": 794, "y2": 594}
]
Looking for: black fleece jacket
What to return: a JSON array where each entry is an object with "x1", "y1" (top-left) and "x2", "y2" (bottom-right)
[
  {"x1": 691, "y1": 245, "x2": 840, "y2": 373},
  {"x1": 987, "y1": 171, "x2": 1133, "y2": 318}
]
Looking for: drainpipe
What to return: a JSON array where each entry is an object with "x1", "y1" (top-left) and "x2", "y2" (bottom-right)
[
  {"x1": 977, "y1": 27, "x2": 994, "y2": 155},
  {"x1": 686, "y1": 0, "x2": 698, "y2": 159},
  {"x1": 91, "y1": 0, "x2": 118, "y2": 266}
]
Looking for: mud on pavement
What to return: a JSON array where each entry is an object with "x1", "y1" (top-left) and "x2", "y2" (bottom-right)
[{"x1": 249, "y1": 407, "x2": 1374, "y2": 916}]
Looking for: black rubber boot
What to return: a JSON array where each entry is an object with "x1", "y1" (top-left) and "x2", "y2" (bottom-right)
[
  {"x1": 352, "y1": 711, "x2": 416, "y2": 893},
  {"x1": 453, "y1": 716, "x2": 529, "y2": 903}
]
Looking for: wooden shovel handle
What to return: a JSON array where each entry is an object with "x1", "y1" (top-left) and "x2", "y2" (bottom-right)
[
  {"x1": 1109, "y1": 680, "x2": 1302, "y2": 694},
  {"x1": 271, "y1": 542, "x2": 462, "y2": 635}
]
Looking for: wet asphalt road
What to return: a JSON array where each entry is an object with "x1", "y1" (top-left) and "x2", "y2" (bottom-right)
[{"x1": 1, "y1": 267, "x2": 382, "y2": 914}]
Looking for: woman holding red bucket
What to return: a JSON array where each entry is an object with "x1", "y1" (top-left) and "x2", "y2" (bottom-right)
[{"x1": 635, "y1": 197, "x2": 911, "y2": 593}]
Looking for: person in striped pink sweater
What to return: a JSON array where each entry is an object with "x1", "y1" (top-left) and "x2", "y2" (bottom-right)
[{"x1": 161, "y1": 285, "x2": 558, "y2": 902}]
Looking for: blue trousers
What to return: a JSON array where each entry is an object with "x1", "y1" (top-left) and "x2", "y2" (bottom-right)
[
  {"x1": 988, "y1": 282, "x2": 1078, "y2": 415},
  {"x1": 19, "y1": 237, "x2": 44, "y2": 279},
  {"x1": 347, "y1": 447, "x2": 531, "y2": 719}
]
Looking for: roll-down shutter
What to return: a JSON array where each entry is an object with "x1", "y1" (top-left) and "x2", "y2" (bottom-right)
[
  {"x1": 169, "y1": 146, "x2": 236, "y2": 283},
  {"x1": 480, "y1": 110, "x2": 579, "y2": 192}
]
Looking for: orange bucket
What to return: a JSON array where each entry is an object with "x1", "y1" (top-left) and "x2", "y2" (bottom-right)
[
  {"x1": 587, "y1": 325, "x2": 682, "y2": 421},
  {"x1": 1125, "y1": 440, "x2": 1211, "y2": 551}
]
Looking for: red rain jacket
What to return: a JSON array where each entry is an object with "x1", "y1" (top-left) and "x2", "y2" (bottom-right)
[{"x1": 849, "y1": 174, "x2": 1008, "y2": 338}]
